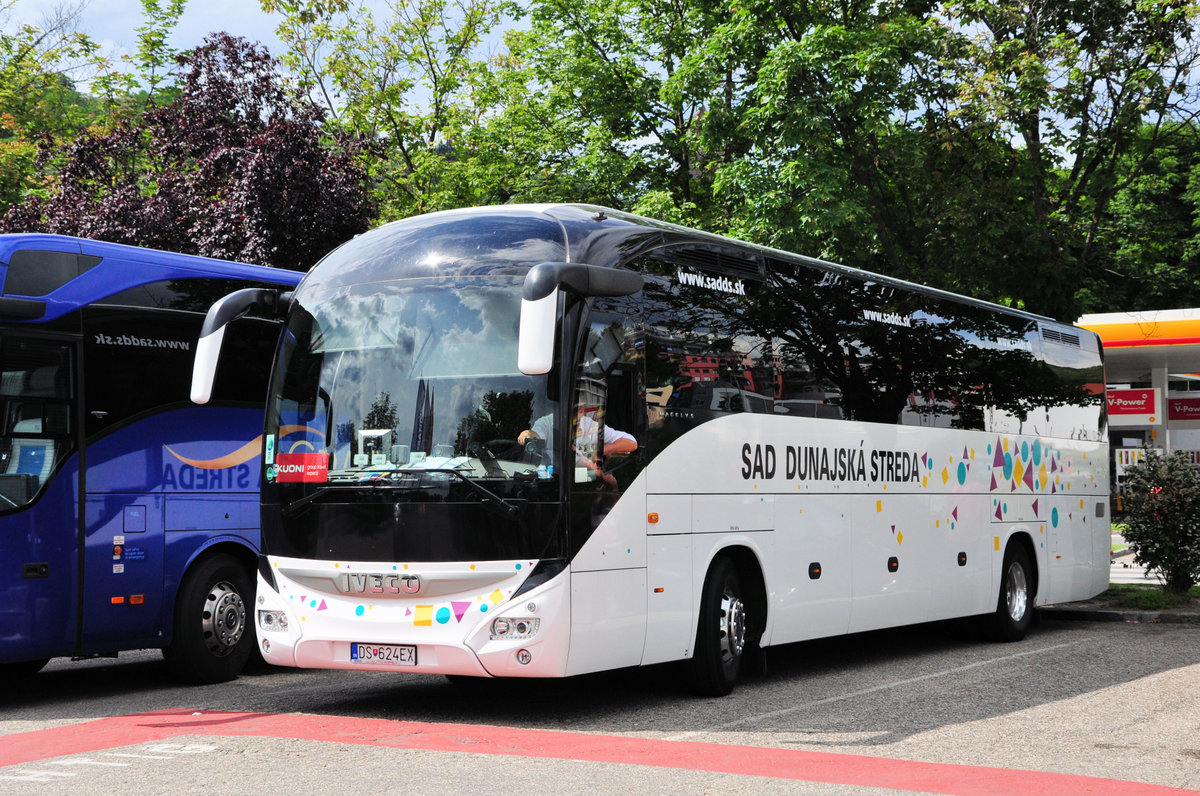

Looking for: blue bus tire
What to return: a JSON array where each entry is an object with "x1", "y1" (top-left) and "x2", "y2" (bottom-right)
[{"x1": 163, "y1": 553, "x2": 254, "y2": 684}]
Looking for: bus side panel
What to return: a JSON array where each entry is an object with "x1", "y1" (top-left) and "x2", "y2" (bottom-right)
[
  {"x1": 643, "y1": 532, "x2": 693, "y2": 665},
  {"x1": 0, "y1": 458, "x2": 80, "y2": 663},
  {"x1": 1041, "y1": 494, "x2": 1102, "y2": 605},
  {"x1": 847, "y1": 494, "x2": 933, "y2": 634},
  {"x1": 926, "y1": 493, "x2": 993, "y2": 622},
  {"x1": 565, "y1": 567, "x2": 647, "y2": 677},
  {"x1": 769, "y1": 495, "x2": 852, "y2": 645},
  {"x1": 643, "y1": 493, "x2": 692, "y2": 665},
  {"x1": 81, "y1": 494, "x2": 165, "y2": 652}
]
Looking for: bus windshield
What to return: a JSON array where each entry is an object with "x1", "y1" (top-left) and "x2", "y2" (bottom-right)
[{"x1": 268, "y1": 276, "x2": 558, "y2": 494}]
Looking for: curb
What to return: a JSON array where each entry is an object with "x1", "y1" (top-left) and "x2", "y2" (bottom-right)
[{"x1": 1041, "y1": 606, "x2": 1200, "y2": 625}]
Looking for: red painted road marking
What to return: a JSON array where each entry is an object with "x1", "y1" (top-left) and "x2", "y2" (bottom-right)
[{"x1": 0, "y1": 710, "x2": 1190, "y2": 796}]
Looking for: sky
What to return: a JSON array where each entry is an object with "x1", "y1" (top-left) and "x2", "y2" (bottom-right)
[{"x1": 12, "y1": 0, "x2": 290, "y2": 63}]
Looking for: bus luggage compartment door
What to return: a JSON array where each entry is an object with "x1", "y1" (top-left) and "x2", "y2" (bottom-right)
[{"x1": 81, "y1": 495, "x2": 165, "y2": 652}]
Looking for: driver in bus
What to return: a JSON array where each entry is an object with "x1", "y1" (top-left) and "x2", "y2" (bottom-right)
[{"x1": 518, "y1": 412, "x2": 637, "y2": 484}]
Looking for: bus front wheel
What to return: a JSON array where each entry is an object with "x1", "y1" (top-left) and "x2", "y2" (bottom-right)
[
  {"x1": 992, "y1": 544, "x2": 1034, "y2": 642},
  {"x1": 688, "y1": 556, "x2": 746, "y2": 697},
  {"x1": 163, "y1": 553, "x2": 253, "y2": 684}
]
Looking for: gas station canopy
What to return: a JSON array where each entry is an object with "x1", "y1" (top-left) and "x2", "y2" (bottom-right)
[
  {"x1": 1077, "y1": 310, "x2": 1200, "y2": 477},
  {"x1": 1078, "y1": 309, "x2": 1200, "y2": 384}
]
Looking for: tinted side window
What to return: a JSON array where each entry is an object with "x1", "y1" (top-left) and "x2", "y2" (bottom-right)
[
  {"x1": 83, "y1": 307, "x2": 200, "y2": 436},
  {"x1": 643, "y1": 254, "x2": 773, "y2": 457},
  {"x1": 4, "y1": 250, "x2": 101, "y2": 296},
  {"x1": 908, "y1": 300, "x2": 1041, "y2": 433},
  {"x1": 212, "y1": 317, "x2": 282, "y2": 405},
  {"x1": 96, "y1": 278, "x2": 289, "y2": 312},
  {"x1": 0, "y1": 337, "x2": 75, "y2": 509},
  {"x1": 1022, "y1": 330, "x2": 1105, "y2": 441},
  {"x1": 767, "y1": 263, "x2": 923, "y2": 425}
]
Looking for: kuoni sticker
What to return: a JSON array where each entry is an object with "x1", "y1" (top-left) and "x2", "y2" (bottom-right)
[{"x1": 275, "y1": 452, "x2": 329, "y2": 483}]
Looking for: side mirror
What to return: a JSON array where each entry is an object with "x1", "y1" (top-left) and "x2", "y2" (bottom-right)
[
  {"x1": 191, "y1": 288, "x2": 292, "y2": 404},
  {"x1": 517, "y1": 262, "x2": 642, "y2": 375}
]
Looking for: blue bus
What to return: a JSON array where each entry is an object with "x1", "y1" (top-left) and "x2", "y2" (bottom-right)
[{"x1": 0, "y1": 233, "x2": 301, "y2": 683}]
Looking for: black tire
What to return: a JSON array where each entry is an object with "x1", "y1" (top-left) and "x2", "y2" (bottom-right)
[
  {"x1": 163, "y1": 553, "x2": 254, "y2": 684},
  {"x1": 0, "y1": 658, "x2": 48, "y2": 678},
  {"x1": 687, "y1": 556, "x2": 747, "y2": 697},
  {"x1": 992, "y1": 544, "x2": 1035, "y2": 642}
]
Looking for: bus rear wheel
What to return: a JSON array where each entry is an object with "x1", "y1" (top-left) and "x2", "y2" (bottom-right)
[
  {"x1": 688, "y1": 556, "x2": 746, "y2": 697},
  {"x1": 992, "y1": 544, "x2": 1034, "y2": 642},
  {"x1": 163, "y1": 553, "x2": 253, "y2": 684}
]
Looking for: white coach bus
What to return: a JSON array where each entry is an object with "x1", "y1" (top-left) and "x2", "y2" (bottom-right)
[{"x1": 193, "y1": 205, "x2": 1109, "y2": 695}]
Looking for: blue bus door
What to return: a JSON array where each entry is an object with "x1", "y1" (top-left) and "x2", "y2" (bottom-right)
[{"x1": 0, "y1": 334, "x2": 82, "y2": 662}]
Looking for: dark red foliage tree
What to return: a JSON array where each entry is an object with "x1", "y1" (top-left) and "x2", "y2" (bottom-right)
[{"x1": 1, "y1": 33, "x2": 373, "y2": 271}]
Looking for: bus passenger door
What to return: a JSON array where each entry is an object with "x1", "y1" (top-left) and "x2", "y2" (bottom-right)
[
  {"x1": 566, "y1": 305, "x2": 649, "y2": 676},
  {"x1": 0, "y1": 336, "x2": 81, "y2": 662}
]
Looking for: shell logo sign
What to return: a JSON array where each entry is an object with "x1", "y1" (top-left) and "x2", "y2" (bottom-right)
[
  {"x1": 1168, "y1": 397, "x2": 1200, "y2": 421},
  {"x1": 1106, "y1": 388, "x2": 1159, "y2": 427}
]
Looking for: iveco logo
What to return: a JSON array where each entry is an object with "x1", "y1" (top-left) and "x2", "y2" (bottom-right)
[{"x1": 338, "y1": 573, "x2": 421, "y2": 595}]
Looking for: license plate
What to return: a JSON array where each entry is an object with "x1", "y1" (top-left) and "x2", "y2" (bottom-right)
[{"x1": 350, "y1": 642, "x2": 416, "y2": 665}]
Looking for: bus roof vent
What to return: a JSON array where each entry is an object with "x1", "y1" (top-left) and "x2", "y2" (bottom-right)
[
  {"x1": 1042, "y1": 326, "x2": 1081, "y2": 347},
  {"x1": 669, "y1": 246, "x2": 763, "y2": 279}
]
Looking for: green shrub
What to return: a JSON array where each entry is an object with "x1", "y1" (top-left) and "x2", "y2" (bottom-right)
[{"x1": 1121, "y1": 449, "x2": 1200, "y2": 595}]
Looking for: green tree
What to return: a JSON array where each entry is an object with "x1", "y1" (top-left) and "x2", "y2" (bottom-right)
[
  {"x1": 503, "y1": 0, "x2": 733, "y2": 226},
  {"x1": 260, "y1": 0, "x2": 1200, "y2": 319},
  {"x1": 1083, "y1": 123, "x2": 1200, "y2": 312},
  {"x1": 2, "y1": 34, "x2": 373, "y2": 270},
  {"x1": 0, "y1": 1, "x2": 104, "y2": 212},
  {"x1": 262, "y1": 0, "x2": 509, "y2": 219},
  {"x1": 943, "y1": 0, "x2": 1200, "y2": 317},
  {"x1": 88, "y1": 0, "x2": 188, "y2": 114}
]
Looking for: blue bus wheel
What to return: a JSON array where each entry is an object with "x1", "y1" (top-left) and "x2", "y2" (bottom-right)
[{"x1": 163, "y1": 553, "x2": 253, "y2": 684}]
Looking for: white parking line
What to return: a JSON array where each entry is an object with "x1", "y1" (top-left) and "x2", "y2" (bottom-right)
[
  {"x1": 48, "y1": 758, "x2": 130, "y2": 767},
  {"x1": 144, "y1": 743, "x2": 216, "y2": 754},
  {"x1": 1, "y1": 743, "x2": 219, "y2": 786},
  {"x1": 665, "y1": 641, "x2": 1079, "y2": 741}
]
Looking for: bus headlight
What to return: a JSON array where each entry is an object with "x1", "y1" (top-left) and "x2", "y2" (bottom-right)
[
  {"x1": 490, "y1": 616, "x2": 539, "y2": 640},
  {"x1": 258, "y1": 609, "x2": 289, "y2": 632}
]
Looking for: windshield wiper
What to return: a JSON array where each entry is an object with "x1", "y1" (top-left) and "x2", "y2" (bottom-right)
[
  {"x1": 281, "y1": 482, "x2": 421, "y2": 518},
  {"x1": 281, "y1": 468, "x2": 522, "y2": 520},
  {"x1": 399, "y1": 467, "x2": 520, "y2": 518}
]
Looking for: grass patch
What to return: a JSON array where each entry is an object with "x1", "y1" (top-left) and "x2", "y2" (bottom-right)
[{"x1": 1101, "y1": 584, "x2": 1200, "y2": 611}]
